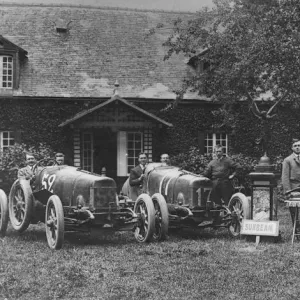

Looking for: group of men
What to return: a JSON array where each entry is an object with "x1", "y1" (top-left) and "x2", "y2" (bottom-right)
[
  {"x1": 18, "y1": 152, "x2": 65, "y2": 180},
  {"x1": 18, "y1": 139, "x2": 300, "y2": 207}
]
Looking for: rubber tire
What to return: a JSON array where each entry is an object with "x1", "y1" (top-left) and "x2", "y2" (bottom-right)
[
  {"x1": 151, "y1": 193, "x2": 169, "y2": 241},
  {"x1": 134, "y1": 193, "x2": 155, "y2": 243},
  {"x1": 227, "y1": 192, "x2": 250, "y2": 238},
  {"x1": 9, "y1": 179, "x2": 33, "y2": 233},
  {"x1": 45, "y1": 195, "x2": 65, "y2": 250},
  {"x1": 0, "y1": 189, "x2": 9, "y2": 237}
]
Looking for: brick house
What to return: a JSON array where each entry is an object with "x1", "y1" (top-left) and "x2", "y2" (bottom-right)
[{"x1": 0, "y1": 3, "x2": 228, "y2": 186}]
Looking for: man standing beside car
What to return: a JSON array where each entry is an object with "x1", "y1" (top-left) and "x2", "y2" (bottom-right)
[
  {"x1": 18, "y1": 152, "x2": 36, "y2": 180},
  {"x1": 129, "y1": 152, "x2": 148, "y2": 200},
  {"x1": 202, "y1": 145, "x2": 240, "y2": 206},
  {"x1": 282, "y1": 139, "x2": 300, "y2": 223}
]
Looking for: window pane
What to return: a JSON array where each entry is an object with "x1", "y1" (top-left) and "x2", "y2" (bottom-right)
[
  {"x1": 127, "y1": 131, "x2": 143, "y2": 168},
  {"x1": 0, "y1": 56, "x2": 13, "y2": 89},
  {"x1": 204, "y1": 132, "x2": 228, "y2": 154},
  {"x1": 128, "y1": 158, "x2": 134, "y2": 166}
]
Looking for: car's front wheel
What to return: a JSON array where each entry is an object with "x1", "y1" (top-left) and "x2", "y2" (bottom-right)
[
  {"x1": 134, "y1": 194, "x2": 155, "y2": 242},
  {"x1": 0, "y1": 189, "x2": 9, "y2": 237},
  {"x1": 45, "y1": 195, "x2": 64, "y2": 250},
  {"x1": 9, "y1": 180, "x2": 33, "y2": 232},
  {"x1": 152, "y1": 193, "x2": 169, "y2": 241}
]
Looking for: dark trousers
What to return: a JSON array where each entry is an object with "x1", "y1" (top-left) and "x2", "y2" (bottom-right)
[{"x1": 210, "y1": 178, "x2": 233, "y2": 206}]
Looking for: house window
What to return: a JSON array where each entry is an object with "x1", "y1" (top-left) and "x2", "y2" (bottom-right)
[
  {"x1": 205, "y1": 133, "x2": 228, "y2": 154},
  {"x1": 0, "y1": 131, "x2": 15, "y2": 151},
  {"x1": 82, "y1": 132, "x2": 93, "y2": 172},
  {"x1": 127, "y1": 132, "x2": 143, "y2": 174},
  {"x1": 0, "y1": 56, "x2": 13, "y2": 88}
]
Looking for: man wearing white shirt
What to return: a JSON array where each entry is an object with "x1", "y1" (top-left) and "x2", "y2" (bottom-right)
[{"x1": 18, "y1": 153, "x2": 36, "y2": 180}]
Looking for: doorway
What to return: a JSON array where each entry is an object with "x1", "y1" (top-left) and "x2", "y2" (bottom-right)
[{"x1": 93, "y1": 129, "x2": 117, "y2": 178}]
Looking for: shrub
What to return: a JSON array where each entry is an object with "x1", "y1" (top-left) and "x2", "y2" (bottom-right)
[
  {"x1": 170, "y1": 147, "x2": 212, "y2": 174},
  {"x1": 0, "y1": 143, "x2": 54, "y2": 193}
]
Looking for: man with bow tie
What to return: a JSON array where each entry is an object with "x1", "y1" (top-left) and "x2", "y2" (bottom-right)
[
  {"x1": 129, "y1": 152, "x2": 148, "y2": 200},
  {"x1": 18, "y1": 152, "x2": 36, "y2": 180}
]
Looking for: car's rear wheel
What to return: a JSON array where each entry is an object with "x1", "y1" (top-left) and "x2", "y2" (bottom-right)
[
  {"x1": 227, "y1": 193, "x2": 250, "y2": 238},
  {"x1": 134, "y1": 194, "x2": 155, "y2": 242},
  {"x1": 0, "y1": 189, "x2": 9, "y2": 237},
  {"x1": 9, "y1": 180, "x2": 33, "y2": 232},
  {"x1": 152, "y1": 193, "x2": 169, "y2": 241},
  {"x1": 45, "y1": 195, "x2": 64, "y2": 250}
]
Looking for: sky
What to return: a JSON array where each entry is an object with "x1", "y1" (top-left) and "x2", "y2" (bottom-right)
[{"x1": 0, "y1": 0, "x2": 214, "y2": 12}]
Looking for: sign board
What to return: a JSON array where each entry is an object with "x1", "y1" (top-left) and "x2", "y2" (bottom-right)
[{"x1": 241, "y1": 220, "x2": 279, "y2": 236}]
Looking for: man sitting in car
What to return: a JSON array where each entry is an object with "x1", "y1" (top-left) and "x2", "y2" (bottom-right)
[
  {"x1": 128, "y1": 152, "x2": 148, "y2": 200},
  {"x1": 160, "y1": 153, "x2": 170, "y2": 166},
  {"x1": 18, "y1": 152, "x2": 36, "y2": 180},
  {"x1": 54, "y1": 152, "x2": 65, "y2": 166}
]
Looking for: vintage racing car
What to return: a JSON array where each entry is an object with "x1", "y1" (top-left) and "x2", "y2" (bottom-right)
[
  {"x1": 0, "y1": 159, "x2": 158, "y2": 249},
  {"x1": 122, "y1": 163, "x2": 251, "y2": 240}
]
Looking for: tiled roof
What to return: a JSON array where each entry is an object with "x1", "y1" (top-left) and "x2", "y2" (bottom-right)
[{"x1": 0, "y1": 4, "x2": 199, "y2": 99}]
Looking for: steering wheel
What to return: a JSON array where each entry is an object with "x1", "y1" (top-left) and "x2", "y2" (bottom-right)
[{"x1": 32, "y1": 158, "x2": 56, "y2": 174}]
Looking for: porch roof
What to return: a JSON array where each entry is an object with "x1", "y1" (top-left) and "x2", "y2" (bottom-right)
[{"x1": 58, "y1": 95, "x2": 173, "y2": 127}]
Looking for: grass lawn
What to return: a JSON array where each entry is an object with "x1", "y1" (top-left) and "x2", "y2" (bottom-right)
[{"x1": 1, "y1": 202, "x2": 300, "y2": 300}]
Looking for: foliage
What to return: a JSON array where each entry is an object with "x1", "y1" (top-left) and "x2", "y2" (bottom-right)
[
  {"x1": 159, "y1": 0, "x2": 300, "y2": 143},
  {"x1": 171, "y1": 146, "x2": 212, "y2": 173},
  {"x1": 154, "y1": 105, "x2": 222, "y2": 156},
  {"x1": 0, "y1": 99, "x2": 85, "y2": 151},
  {"x1": 164, "y1": 0, "x2": 300, "y2": 102},
  {"x1": 0, "y1": 143, "x2": 54, "y2": 193}
]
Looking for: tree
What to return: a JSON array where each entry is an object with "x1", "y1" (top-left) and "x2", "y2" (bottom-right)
[{"x1": 162, "y1": 0, "x2": 300, "y2": 155}]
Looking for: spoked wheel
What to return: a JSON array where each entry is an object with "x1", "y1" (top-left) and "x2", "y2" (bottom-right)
[
  {"x1": 0, "y1": 189, "x2": 9, "y2": 237},
  {"x1": 134, "y1": 194, "x2": 155, "y2": 243},
  {"x1": 9, "y1": 180, "x2": 33, "y2": 232},
  {"x1": 227, "y1": 193, "x2": 250, "y2": 238},
  {"x1": 151, "y1": 193, "x2": 169, "y2": 241},
  {"x1": 45, "y1": 195, "x2": 64, "y2": 250}
]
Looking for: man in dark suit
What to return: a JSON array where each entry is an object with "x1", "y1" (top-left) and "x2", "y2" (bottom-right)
[
  {"x1": 129, "y1": 152, "x2": 148, "y2": 200},
  {"x1": 203, "y1": 145, "x2": 240, "y2": 206},
  {"x1": 18, "y1": 152, "x2": 36, "y2": 180}
]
